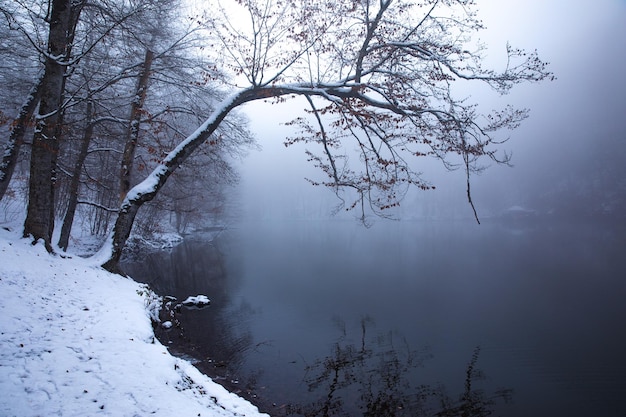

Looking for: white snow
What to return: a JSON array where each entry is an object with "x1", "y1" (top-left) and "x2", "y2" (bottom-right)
[
  {"x1": 0, "y1": 226, "x2": 269, "y2": 417},
  {"x1": 124, "y1": 163, "x2": 168, "y2": 203},
  {"x1": 182, "y1": 295, "x2": 211, "y2": 307}
]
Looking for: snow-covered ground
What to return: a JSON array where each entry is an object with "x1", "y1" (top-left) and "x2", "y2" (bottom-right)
[{"x1": 0, "y1": 225, "x2": 269, "y2": 417}]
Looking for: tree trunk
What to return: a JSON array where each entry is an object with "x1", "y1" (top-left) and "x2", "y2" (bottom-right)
[
  {"x1": 0, "y1": 75, "x2": 43, "y2": 202},
  {"x1": 119, "y1": 49, "x2": 154, "y2": 202},
  {"x1": 58, "y1": 100, "x2": 94, "y2": 251},
  {"x1": 100, "y1": 201, "x2": 141, "y2": 275},
  {"x1": 23, "y1": 0, "x2": 73, "y2": 250}
]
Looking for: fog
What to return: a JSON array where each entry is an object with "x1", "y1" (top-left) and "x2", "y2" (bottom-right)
[{"x1": 235, "y1": 0, "x2": 626, "y2": 222}]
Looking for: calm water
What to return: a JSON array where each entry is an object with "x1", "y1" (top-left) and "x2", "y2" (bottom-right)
[{"x1": 125, "y1": 218, "x2": 626, "y2": 416}]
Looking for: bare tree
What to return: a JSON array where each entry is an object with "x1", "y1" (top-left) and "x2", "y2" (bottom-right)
[
  {"x1": 98, "y1": 0, "x2": 553, "y2": 272},
  {"x1": 22, "y1": 0, "x2": 85, "y2": 250},
  {"x1": 0, "y1": 4, "x2": 48, "y2": 201},
  {"x1": 53, "y1": 0, "x2": 249, "y2": 249},
  {"x1": 3, "y1": 0, "x2": 153, "y2": 246},
  {"x1": 57, "y1": 98, "x2": 95, "y2": 251}
]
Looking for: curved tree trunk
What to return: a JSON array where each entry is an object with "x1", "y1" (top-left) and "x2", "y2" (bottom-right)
[
  {"x1": 100, "y1": 90, "x2": 252, "y2": 273},
  {"x1": 99, "y1": 86, "x2": 322, "y2": 273},
  {"x1": 0, "y1": 75, "x2": 43, "y2": 202}
]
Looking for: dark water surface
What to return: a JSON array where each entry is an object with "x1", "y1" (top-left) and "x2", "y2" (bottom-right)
[{"x1": 124, "y1": 219, "x2": 626, "y2": 416}]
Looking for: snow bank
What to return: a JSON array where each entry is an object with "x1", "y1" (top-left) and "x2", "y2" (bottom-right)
[{"x1": 0, "y1": 227, "x2": 268, "y2": 417}]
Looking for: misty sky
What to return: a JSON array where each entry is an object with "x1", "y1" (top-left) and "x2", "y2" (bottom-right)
[{"x1": 234, "y1": 0, "x2": 626, "y2": 221}]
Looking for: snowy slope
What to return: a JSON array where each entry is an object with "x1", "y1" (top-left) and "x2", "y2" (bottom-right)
[{"x1": 0, "y1": 227, "x2": 268, "y2": 417}]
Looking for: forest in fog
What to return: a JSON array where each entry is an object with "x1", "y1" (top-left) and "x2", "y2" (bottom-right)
[{"x1": 1, "y1": 0, "x2": 254, "y2": 246}]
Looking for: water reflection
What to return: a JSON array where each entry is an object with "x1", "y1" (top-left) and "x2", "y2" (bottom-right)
[
  {"x1": 435, "y1": 346, "x2": 514, "y2": 417},
  {"x1": 282, "y1": 317, "x2": 512, "y2": 417}
]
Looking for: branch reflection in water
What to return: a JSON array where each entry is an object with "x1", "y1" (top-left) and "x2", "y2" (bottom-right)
[{"x1": 282, "y1": 316, "x2": 513, "y2": 417}]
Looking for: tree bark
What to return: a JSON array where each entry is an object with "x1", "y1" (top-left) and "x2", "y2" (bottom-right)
[
  {"x1": 119, "y1": 48, "x2": 154, "y2": 202},
  {"x1": 58, "y1": 100, "x2": 95, "y2": 251},
  {"x1": 23, "y1": 0, "x2": 73, "y2": 250},
  {"x1": 0, "y1": 75, "x2": 43, "y2": 202}
]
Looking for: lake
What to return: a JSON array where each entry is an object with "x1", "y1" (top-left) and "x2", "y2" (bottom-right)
[{"x1": 124, "y1": 218, "x2": 626, "y2": 416}]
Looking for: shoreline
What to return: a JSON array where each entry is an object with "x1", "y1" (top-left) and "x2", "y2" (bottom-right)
[{"x1": 151, "y1": 296, "x2": 277, "y2": 414}]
